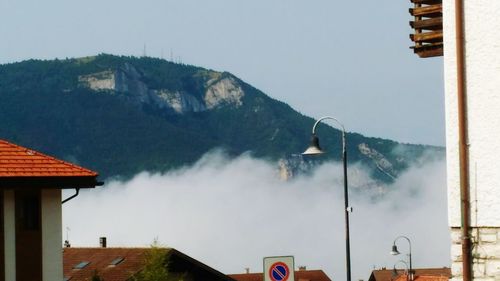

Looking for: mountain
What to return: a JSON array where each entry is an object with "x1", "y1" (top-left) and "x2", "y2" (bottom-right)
[{"x1": 0, "y1": 54, "x2": 443, "y2": 183}]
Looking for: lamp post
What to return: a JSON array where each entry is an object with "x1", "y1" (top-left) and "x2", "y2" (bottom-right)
[
  {"x1": 390, "y1": 236, "x2": 413, "y2": 281},
  {"x1": 392, "y1": 260, "x2": 410, "y2": 281},
  {"x1": 302, "y1": 116, "x2": 351, "y2": 281}
]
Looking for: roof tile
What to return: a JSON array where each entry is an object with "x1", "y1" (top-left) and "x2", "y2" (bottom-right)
[
  {"x1": 0, "y1": 140, "x2": 97, "y2": 178},
  {"x1": 63, "y1": 248, "x2": 147, "y2": 281}
]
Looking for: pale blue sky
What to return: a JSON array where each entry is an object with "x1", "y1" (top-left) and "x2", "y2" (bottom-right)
[{"x1": 0, "y1": 0, "x2": 445, "y2": 145}]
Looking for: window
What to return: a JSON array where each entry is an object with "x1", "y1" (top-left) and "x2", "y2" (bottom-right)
[
  {"x1": 110, "y1": 257, "x2": 125, "y2": 266},
  {"x1": 18, "y1": 194, "x2": 40, "y2": 230},
  {"x1": 73, "y1": 261, "x2": 90, "y2": 269}
]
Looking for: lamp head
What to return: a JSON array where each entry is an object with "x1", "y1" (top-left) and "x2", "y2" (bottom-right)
[
  {"x1": 302, "y1": 134, "x2": 325, "y2": 156},
  {"x1": 390, "y1": 244, "x2": 401, "y2": 255}
]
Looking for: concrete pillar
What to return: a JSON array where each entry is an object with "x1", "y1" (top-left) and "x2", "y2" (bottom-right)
[
  {"x1": 3, "y1": 190, "x2": 15, "y2": 281},
  {"x1": 41, "y1": 189, "x2": 62, "y2": 281}
]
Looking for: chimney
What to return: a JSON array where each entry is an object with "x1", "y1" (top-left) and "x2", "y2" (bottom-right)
[
  {"x1": 299, "y1": 266, "x2": 307, "y2": 271},
  {"x1": 245, "y1": 268, "x2": 250, "y2": 274},
  {"x1": 99, "y1": 237, "x2": 107, "y2": 248}
]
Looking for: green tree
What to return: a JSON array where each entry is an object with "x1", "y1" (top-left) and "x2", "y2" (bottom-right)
[{"x1": 133, "y1": 240, "x2": 170, "y2": 281}]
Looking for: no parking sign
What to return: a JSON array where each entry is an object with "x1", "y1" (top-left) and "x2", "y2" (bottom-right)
[{"x1": 263, "y1": 256, "x2": 295, "y2": 281}]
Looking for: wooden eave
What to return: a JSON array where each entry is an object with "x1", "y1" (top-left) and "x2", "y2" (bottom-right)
[
  {"x1": 409, "y1": 4, "x2": 442, "y2": 18},
  {"x1": 410, "y1": 17, "x2": 442, "y2": 30},
  {"x1": 0, "y1": 176, "x2": 103, "y2": 189},
  {"x1": 410, "y1": 30, "x2": 443, "y2": 43},
  {"x1": 411, "y1": 43, "x2": 444, "y2": 58}
]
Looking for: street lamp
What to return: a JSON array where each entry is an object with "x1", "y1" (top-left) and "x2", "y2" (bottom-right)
[
  {"x1": 390, "y1": 236, "x2": 414, "y2": 281},
  {"x1": 392, "y1": 260, "x2": 410, "y2": 281},
  {"x1": 302, "y1": 116, "x2": 351, "y2": 281}
]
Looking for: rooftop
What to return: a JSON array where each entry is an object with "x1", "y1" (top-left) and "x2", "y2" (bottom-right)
[
  {"x1": 64, "y1": 248, "x2": 146, "y2": 281},
  {"x1": 368, "y1": 268, "x2": 451, "y2": 281},
  {"x1": 394, "y1": 275, "x2": 449, "y2": 281},
  {"x1": 229, "y1": 269, "x2": 332, "y2": 281},
  {"x1": 64, "y1": 247, "x2": 235, "y2": 281},
  {"x1": 0, "y1": 139, "x2": 100, "y2": 188}
]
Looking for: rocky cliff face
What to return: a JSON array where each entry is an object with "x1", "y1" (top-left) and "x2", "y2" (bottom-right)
[
  {"x1": 205, "y1": 77, "x2": 244, "y2": 109},
  {"x1": 357, "y1": 143, "x2": 397, "y2": 179},
  {"x1": 78, "y1": 63, "x2": 245, "y2": 114},
  {"x1": 78, "y1": 70, "x2": 115, "y2": 91}
]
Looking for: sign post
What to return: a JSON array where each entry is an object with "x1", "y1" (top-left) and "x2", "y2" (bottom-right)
[{"x1": 263, "y1": 256, "x2": 295, "y2": 281}]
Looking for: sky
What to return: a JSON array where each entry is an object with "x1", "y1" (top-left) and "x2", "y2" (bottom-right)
[
  {"x1": 63, "y1": 152, "x2": 450, "y2": 281},
  {"x1": 0, "y1": 0, "x2": 445, "y2": 146}
]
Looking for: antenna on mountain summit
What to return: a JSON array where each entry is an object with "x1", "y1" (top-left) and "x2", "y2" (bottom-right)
[{"x1": 142, "y1": 43, "x2": 147, "y2": 57}]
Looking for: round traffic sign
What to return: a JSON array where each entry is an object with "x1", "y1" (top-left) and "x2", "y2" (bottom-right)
[{"x1": 268, "y1": 262, "x2": 290, "y2": 281}]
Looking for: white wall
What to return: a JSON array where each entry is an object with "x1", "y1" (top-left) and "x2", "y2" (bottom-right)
[
  {"x1": 41, "y1": 189, "x2": 63, "y2": 281},
  {"x1": 444, "y1": 0, "x2": 500, "y2": 227},
  {"x1": 3, "y1": 190, "x2": 15, "y2": 281}
]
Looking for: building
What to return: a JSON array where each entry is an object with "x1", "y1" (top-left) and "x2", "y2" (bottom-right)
[
  {"x1": 408, "y1": 0, "x2": 500, "y2": 279},
  {"x1": 0, "y1": 139, "x2": 101, "y2": 281},
  {"x1": 229, "y1": 268, "x2": 332, "y2": 281},
  {"x1": 440, "y1": 0, "x2": 500, "y2": 280},
  {"x1": 63, "y1": 246, "x2": 235, "y2": 281},
  {"x1": 368, "y1": 268, "x2": 450, "y2": 281}
]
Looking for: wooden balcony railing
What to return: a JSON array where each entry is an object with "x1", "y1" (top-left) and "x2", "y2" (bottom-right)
[{"x1": 409, "y1": 0, "x2": 443, "y2": 58}]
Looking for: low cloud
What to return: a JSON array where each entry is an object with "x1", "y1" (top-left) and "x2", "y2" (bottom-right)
[{"x1": 63, "y1": 151, "x2": 449, "y2": 281}]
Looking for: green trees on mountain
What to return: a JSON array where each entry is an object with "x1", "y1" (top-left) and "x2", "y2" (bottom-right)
[{"x1": 0, "y1": 54, "x2": 441, "y2": 182}]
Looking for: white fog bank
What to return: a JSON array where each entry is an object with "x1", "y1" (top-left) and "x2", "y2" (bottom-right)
[{"x1": 63, "y1": 151, "x2": 449, "y2": 281}]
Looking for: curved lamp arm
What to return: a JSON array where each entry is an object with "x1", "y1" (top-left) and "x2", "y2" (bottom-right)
[
  {"x1": 393, "y1": 260, "x2": 410, "y2": 281},
  {"x1": 393, "y1": 235, "x2": 412, "y2": 253},
  {"x1": 311, "y1": 116, "x2": 346, "y2": 154},
  {"x1": 393, "y1": 260, "x2": 409, "y2": 274},
  {"x1": 311, "y1": 116, "x2": 346, "y2": 135}
]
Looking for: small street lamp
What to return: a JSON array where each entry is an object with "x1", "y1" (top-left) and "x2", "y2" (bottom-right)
[
  {"x1": 392, "y1": 260, "x2": 410, "y2": 281},
  {"x1": 302, "y1": 116, "x2": 352, "y2": 281},
  {"x1": 390, "y1": 236, "x2": 414, "y2": 281}
]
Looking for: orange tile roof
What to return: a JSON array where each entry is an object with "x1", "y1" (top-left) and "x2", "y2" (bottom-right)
[
  {"x1": 393, "y1": 275, "x2": 449, "y2": 281},
  {"x1": 64, "y1": 247, "x2": 235, "y2": 281},
  {"x1": 368, "y1": 268, "x2": 451, "y2": 281},
  {"x1": 0, "y1": 139, "x2": 101, "y2": 188},
  {"x1": 64, "y1": 248, "x2": 147, "y2": 281},
  {"x1": 0, "y1": 139, "x2": 97, "y2": 177},
  {"x1": 229, "y1": 269, "x2": 332, "y2": 281}
]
